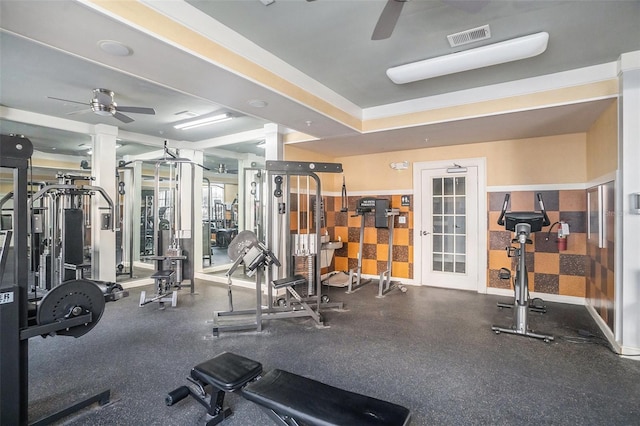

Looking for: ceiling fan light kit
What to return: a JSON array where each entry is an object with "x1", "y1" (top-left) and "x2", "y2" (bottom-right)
[
  {"x1": 48, "y1": 88, "x2": 155, "y2": 123},
  {"x1": 386, "y1": 31, "x2": 549, "y2": 84}
]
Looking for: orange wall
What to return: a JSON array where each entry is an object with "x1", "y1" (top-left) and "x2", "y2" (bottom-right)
[
  {"x1": 327, "y1": 133, "x2": 587, "y2": 191},
  {"x1": 586, "y1": 100, "x2": 617, "y2": 181},
  {"x1": 284, "y1": 144, "x2": 342, "y2": 192}
]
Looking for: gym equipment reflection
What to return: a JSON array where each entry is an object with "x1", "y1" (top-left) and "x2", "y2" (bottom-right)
[
  {"x1": 131, "y1": 146, "x2": 197, "y2": 308},
  {"x1": 29, "y1": 172, "x2": 115, "y2": 290}
]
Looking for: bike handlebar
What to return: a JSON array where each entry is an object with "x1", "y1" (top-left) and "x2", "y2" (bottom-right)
[
  {"x1": 497, "y1": 194, "x2": 510, "y2": 226},
  {"x1": 537, "y1": 193, "x2": 551, "y2": 226}
]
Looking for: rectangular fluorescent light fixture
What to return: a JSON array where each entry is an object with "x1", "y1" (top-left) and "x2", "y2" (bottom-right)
[
  {"x1": 174, "y1": 113, "x2": 232, "y2": 130},
  {"x1": 387, "y1": 32, "x2": 549, "y2": 84}
]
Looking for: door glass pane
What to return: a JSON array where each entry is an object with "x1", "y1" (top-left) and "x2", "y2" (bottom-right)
[
  {"x1": 432, "y1": 253, "x2": 443, "y2": 271},
  {"x1": 432, "y1": 235, "x2": 442, "y2": 252},
  {"x1": 433, "y1": 197, "x2": 442, "y2": 214},
  {"x1": 443, "y1": 235, "x2": 454, "y2": 252},
  {"x1": 455, "y1": 177, "x2": 466, "y2": 195},
  {"x1": 444, "y1": 178, "x2": 454, "y2": 195},
  {"x1": 443, "y1": 254, "x2": 454, "y2": 272},
  {"x1": 431, "y1": 175, "x2": 467, "y2": 276},
  {"x1": 443, "y1": 197, "x2": 454, "y2": 214},
  {"x1": 443, "y1": 216, "x2": 455, "y2": 233},
  {"x1": 433, "y1": 216, "x2": 442, "y2": 233},
  {"x1": 433, "y1": 179, "x2": 442, "y2": 195},
  {"x1": 455, "y1": 196, "x2": 465, "y2": 214}
]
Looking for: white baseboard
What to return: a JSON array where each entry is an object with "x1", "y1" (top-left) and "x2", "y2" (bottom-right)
[
  {"x1": 485, "y1": 287, "x2": 586, "y2": 305},
  {"x1": 120, "y1": 277, "x2": 153, "y2": 289},
  {"x1": 358, "y1": 273, "x2": 416, "y2": 286},
  {"x1": 585, "y1": 304, "x2": 640, "y2": 358},
  {"x1": 195, "y1": 272, "x2": 252, "y2": 288},
  {"x1": 585, "y1": 303, "x2": 619, "y2": 349}
]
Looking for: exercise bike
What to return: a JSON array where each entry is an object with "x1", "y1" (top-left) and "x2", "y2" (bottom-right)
[{"x1": 491, "y1": 193, "x2": 554, "y2": 342}]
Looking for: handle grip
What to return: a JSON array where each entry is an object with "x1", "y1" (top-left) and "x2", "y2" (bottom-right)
[
  {"x1": 497, "y1": 194, "x2": 510, "y2": 226},
  {"x1": 536, "y1": 193, "x2": 551, "y2": 226}
]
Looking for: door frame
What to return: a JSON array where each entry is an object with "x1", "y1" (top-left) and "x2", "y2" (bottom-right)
[{"x1": 413, "y1": 158, "x2": 488, "y2": 293}]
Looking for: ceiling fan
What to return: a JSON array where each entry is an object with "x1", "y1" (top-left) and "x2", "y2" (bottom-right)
[
  {"x1": 215, "y1": 163, "x2": 238, "y2": 174},
  {"x1": 371, "y1": 0, "x2": 409, "y2": 40},
  {"x1": 298, "y1": 0, "x2": 405, "y2": 40},
  {"x1": 48, "y1": 88, "x2": 156, "y2": 123},
  {"x1": 310, "y1": 0, "x2": 487, "y2": 40}
]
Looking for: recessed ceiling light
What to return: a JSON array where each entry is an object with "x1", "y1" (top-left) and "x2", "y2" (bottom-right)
[
  {"x1": 248, "y1": 99, "x2": 268, "y2": 108},
  {"x1": 97, "y1": 40, "x2": 133, "y2": 57}
]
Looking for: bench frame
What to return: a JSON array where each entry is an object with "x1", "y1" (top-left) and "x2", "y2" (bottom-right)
[
  {"x1": 139, "y1": 269, "x2": 177, "y2": 308},
  {"x1": 167, "y1": 352, "x2": 411, "y2": 426}
]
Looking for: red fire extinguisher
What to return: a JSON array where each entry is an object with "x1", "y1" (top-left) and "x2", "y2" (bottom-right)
[{"x1": 557, "y1": 220, "x2": 568, "y2": 251}]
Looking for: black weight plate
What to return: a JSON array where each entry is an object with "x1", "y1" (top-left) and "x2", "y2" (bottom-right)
[
  {"x1": 227, "y1": 230, "x2": 258, "y2": 261},
  {"x1": 37, "y1": 279, "x2": 106, "y2": 338}
]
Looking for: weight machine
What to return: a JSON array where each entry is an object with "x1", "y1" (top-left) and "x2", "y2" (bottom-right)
[
  {"x1": 116, "y1": 161, "x2": 134, "y2": 278},
  {"x1": 133, "y1": 145, "x2": 197, "y2": 308},
  {"x1": 347, "y1": 198, "x2": 407, "y2": 298},
  {"x1": 29, "y1": 173, "x2": 115, "y2": 290},
  {"x1": 491, "y1": 193, "x2": 554, "y2": 342},
  {"x1": 377, "y1": 204, "x2": 408, "y2": 298},
  {"x1": 1, "y1": 134, "x2": 125, "y2": 425},
  {"x1": 346, "y1": 198, "x2": 374, "y2": 293},
  {"x1": 212, "y1": 161, "x2": 344, "y2": 336}
]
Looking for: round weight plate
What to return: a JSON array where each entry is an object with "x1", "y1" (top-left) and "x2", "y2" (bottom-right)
[
  {"x1": 37, "y1": 279, "x2": 106, "y2": 338},
  {"x1": 227, "y1": 230, "x2": 258, "y2": 260}
]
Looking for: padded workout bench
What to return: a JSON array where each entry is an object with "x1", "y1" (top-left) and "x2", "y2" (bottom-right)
[
  {"x1": 139, "y1": 269, "x2": 177, "y2": 308},
  {"x1": 167, "y1": 352, "x2": 411, "y2": 426}
]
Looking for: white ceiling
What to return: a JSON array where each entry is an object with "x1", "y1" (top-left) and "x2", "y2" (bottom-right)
[{"x1": 0, "y1": 0, "x2": 638, "y2": 171}]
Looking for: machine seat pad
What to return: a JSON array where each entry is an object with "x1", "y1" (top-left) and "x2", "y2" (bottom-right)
[
  {"x1": 241, "y1": 369, "x2": 411, "y2": 426},
  {"x1": 191, "y1": 352, "x2": 263, "y2": 392},
  {"x1": 151, "y1": 270, "x2": 175, "y2": 279},
  {"x1": 272, "y1": 274, "x2": 307, "y2": 289}
]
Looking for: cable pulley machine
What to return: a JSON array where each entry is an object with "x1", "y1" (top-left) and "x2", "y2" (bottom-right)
[
  {"x1": 1, "y1": 134, "x2": 123, "y2": 426},
  {"x1": 212, "y1": 161, "x2": 345, "y2": 336}
]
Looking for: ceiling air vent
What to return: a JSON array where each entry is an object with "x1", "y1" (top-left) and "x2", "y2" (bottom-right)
[{"x1": 447, "y1": 25, "x2": 491, "y2": 48}]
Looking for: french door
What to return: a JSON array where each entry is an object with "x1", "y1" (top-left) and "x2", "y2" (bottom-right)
[{"x1": 414, "y1": 160, "x2": 485, "y2": 291}]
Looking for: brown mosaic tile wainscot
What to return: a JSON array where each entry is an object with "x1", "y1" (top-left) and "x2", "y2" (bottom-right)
[{"x1": 487, "y1": 190, "x2": 588, "y2": 298}]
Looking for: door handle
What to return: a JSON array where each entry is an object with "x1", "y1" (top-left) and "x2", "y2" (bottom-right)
[{"x1": 420, "y1": 231, "x2": 430, "y2": 236}]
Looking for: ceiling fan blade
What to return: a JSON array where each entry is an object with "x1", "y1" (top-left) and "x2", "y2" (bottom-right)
[
  {"x1": 47, "y1": 96, "x2": 88, "y2": 106},
  {"x1": 117, "y1": 106, "x2": 156, "y2": 115},
  {"x1": 371, "y1": 0, "x2": 406, "y2": 41},
  {"x1": 113, "y1": 111, "x2": 134, "y2": 123}
]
